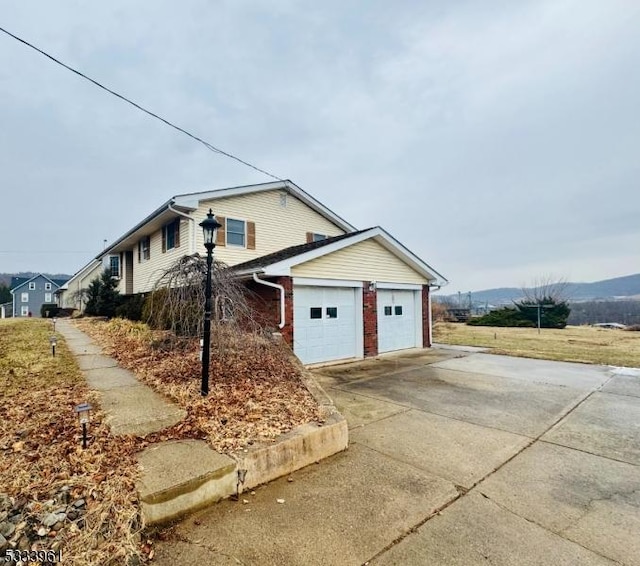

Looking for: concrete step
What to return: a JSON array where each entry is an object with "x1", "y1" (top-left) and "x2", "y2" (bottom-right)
[{"x1": 136, "y1": 440, "x2": 238, "y2": 525}]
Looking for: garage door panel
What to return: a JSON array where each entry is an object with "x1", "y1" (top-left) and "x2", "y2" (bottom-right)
[
  {"x1": 294, "y1": 285, "x2": 360, "y2": 364},
  {"x1": 377, "y1": 289, "x2": 419, "y2": 353}
]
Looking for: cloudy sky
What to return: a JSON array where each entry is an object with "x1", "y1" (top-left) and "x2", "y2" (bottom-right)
[{"x1": 1, "y1": 1, "x2": 638, "y2": 293}]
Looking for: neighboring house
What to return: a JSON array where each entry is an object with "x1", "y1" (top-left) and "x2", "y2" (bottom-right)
[
  {"x1": 56, "y1": 259, "x2": 103, "y2": 313},
  {"x1": 1, "y1": 301, "x2": 12, "y2": 319},
  {"x1": 79, "y1": 180, "x2": 447, "y2": 364},
  {"x1": 10, "y1": 274, "x2": 66, "y2": 318}
]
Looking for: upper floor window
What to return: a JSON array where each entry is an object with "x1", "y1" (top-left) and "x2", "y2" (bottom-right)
[
  {"x1": 162, "y1": 219, "x2": 180, "y2": 252},
  {"x1": 226, "y1": 218, "x2": 246, "y2": 247},
  {"x1": 109, "y1": 255, "x2": 120, "y2": 278},
  {"x1": 214, "y1": 216, "x2": 255, "y2": 249},
  {"x1": 45, "y1": 282, "x2": 52, "y2": 290},
  {"x1": 29, "y1": 282, "x2": 36, "y2": 290},
  {"x1": 21, "y1": 292, "x2": 29, "y2": 303},
  {"x1": 138, "y1": 236, "x2": 151, "y2": 262}
]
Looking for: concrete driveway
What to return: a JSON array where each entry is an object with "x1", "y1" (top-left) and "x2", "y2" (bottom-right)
[{"x1": 153, "y1": 348, "x2": 640, "y2": 566}]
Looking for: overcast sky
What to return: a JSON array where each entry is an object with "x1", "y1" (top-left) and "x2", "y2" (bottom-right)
[{"x1": 1, "y1": 1, "x2": 638, "y2": 293}]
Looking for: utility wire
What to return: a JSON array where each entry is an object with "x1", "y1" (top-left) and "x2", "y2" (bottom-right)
[{"x1": 0, "y1": 25, "x2": 283, "y2": 181}]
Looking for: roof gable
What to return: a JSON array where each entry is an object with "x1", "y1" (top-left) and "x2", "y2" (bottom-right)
[
  {"x1": 233, "y1": 227, "x2": 447, "y2": 285},
  {"x1": 9, "y1": 274, "x2": 63, "y2": 292}
]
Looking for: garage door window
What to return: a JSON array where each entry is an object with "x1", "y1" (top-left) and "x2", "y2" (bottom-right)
[
  {"x1": 395, "y1": 306, "x2": 403, "y2": 316},
  {"x1": 326, "y1": 307, "x2": 338, "y2": 319},
  {"x1": 310, "y1": 307, "x2": 322, "y2": 319},
  {"x1": 384, "y1": 306, "x2": 392, "y2": 316}
]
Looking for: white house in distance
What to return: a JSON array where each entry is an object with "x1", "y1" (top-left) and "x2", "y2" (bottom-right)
[{"x1": 60, "y1": 180, "x2": 447, "y2": 365}]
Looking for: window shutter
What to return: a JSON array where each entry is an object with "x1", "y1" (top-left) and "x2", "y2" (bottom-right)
[
  {"x1": 162, "y1": 227, "x2": 166, "y2": 253},
  {"x1": 216, "y1": 216, "x2": 226, "y2": 247},
  {"x1": 138, "y1": 241, "x2": 141, "y2": 263},
  {"x1": 247, "y1": 222, "x2": 256, "y2": 249},
  {"x1": 174, "y1": 219, "x2": 181, "y2": 248},
  {"x1": 306, "y1": 232, "x2": 314, "y2": 243}
]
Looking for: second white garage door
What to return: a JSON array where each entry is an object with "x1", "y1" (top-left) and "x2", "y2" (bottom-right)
[
  {"x1": 293, "y1": 285, "x2": 360, "y2": 364},
  {"x1": 377, "y1": 289, "x2": 420, "y2": 353}
]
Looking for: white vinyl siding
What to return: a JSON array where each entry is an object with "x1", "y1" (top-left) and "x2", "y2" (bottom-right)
[
  {"x1": 193, "y1": 190, "x2": 346, "y2": 266},
  {"x1": 292, "y1": 239, "x2": 429, "y2": 285},
  {"x1": 133, "y1": 220, "x2": 190, "y2": 293}
]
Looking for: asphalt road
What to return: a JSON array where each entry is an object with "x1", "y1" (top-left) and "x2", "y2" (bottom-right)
[{"x1": 152, "y1": 348, "x2": 640, "y2": 565}]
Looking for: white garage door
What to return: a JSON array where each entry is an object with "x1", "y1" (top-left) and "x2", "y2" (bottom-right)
[
  {"x1": 293, "y1": 285, "x2": 359, "y2": 364},
  {"x1": 377, "y1": 289, "x2": 420, "y2": 353}
]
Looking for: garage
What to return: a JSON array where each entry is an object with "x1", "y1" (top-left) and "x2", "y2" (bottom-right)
[
  {"x1": 293, "y1": 284, "x2": 362, "y2": 365},
  {"x1": 377, "y1": 288, "x2": 421, "y2": 353}
]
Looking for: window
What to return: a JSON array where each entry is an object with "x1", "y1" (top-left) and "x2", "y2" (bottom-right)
[
  {"x1": 45, "y1": 293, "x2": 52, "y2": 303},
  {"x1": 138, "y1": 236, "x2": 151, "y2": 262},
  {"x1": 21, "y1": 292, "x2": 29, "y2": 303},
  {"x1": 384, "y1": 306, "x2": 392, "y2": 316},
  {"x1": 310, "y1": 307, "x2": 322, "y2": 319},
  {"x1": 226, "y1": 218, "x2": 246, "y2": 247},
  {"x1": 313, "y1": 233, "x2": 328, "y2": 242},
  {"x1": 395, "y1": 306, "x2": 403, "y2": 316},
  {"x1": 109, "y1": 255, "x2": 120, "y2": 278},
  {"x1": 326, "y1": 307, "x2": 338, "y2": 319},
  {"x1": 44, "y1": 282, "x2": 52, "y2": 290},
  {"x1": 28, "y1": 282, "x2": 36, "y2": 290},
  {"x1": 162, "y1": 219, "x2": 181, "y2": 252},
  {"x1": 21, "y1": 306, "x2": 29, "y2": 316}
]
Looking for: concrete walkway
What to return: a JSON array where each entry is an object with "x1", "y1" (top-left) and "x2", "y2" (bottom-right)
[{"x1": 57, "y1": 319, "x2": 186, "y2": 435}]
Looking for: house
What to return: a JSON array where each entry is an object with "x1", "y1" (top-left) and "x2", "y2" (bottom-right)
[
  {"x1": 10, "y1": 274, "x2": 66, "y2": 318},
  {"x1": 76, "y1": 180, "x2": 447, "y2": 365},
  {"x1": 56, "y1": 259, "x2": 103, "y2": 313}
]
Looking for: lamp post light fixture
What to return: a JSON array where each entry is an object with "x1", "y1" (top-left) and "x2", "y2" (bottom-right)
[
  {"x1": 199, "y1": 209, "x2": 222, "y2": 397},
  {"x1": 52, "y1": 317, "x2": 57, "y2": 332},
  {"x1": 49, "y1": 336, "x2": 57, "y2": 357},
  {"x1": 74, "y1": 403, "x2": 92, "y2": 449}
]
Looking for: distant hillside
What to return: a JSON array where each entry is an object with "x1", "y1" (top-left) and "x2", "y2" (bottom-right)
[
  {"x1": 441, "y1": 273, "x2": 640, "y2": 306},
  {"x1": 0, "y1": 272, "x2": 72, "y2": 287}
]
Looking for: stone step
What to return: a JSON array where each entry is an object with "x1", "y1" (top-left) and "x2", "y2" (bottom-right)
[{"x1": 136, "y1": 440, "x2": 238, "y2": 525}]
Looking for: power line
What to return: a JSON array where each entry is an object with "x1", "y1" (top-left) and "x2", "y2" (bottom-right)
[{"x1": 0, "y1": 25, "x2": 283, "y2": 181}]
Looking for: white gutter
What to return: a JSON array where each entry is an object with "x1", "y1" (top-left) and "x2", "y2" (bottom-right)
[
  {"x1": 252, "y1": 273, "x2": 286, "y2": 329},
  {"x1": 427, "y1": 282, "x2": 445, "y2": 345},
  {"x1": 168, "y1": 203, "x2": 197, "y2": 254}
]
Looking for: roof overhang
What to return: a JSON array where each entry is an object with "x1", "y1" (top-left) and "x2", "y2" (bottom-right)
[
  {"x1": 234, "y1": 227, "x2": 448, "y2": 285},
  {"x1": 174, "y1": 180, "x2": 356, "y2": 233}
]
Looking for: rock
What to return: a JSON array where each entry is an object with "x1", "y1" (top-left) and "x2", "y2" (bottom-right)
[
  {"x1": 0, "y1": 533, "x2": 7, "y2": 552},
  {"x1": 72, "y1": 499, "x2": 85, "y2": 508},
  {"x1": 43, "y1": 513, "x2": 60, "y2": 527},
  {"x1": 67, "y1": 510, "x2": 79, "y2": 521},
  {"x1": 276, "y1": 498, "x2": 285, "y2": 504},
  {"x1": 17, "y1": 535, "x2": 30, "y2": 551},
  {"x1": 0, "y1": 522, "x2": 15, "y2": 538},
  {"x1": 53, "y1": 521, "x2": 65, "y2": 531},
  {"x1": 8, "y1": 513, "x2": 22, "y2": 524},
  {"x1": 0, "y1": 494, "x2": 11, "y2": 513},
  {"x1": 37, "y1": 527, "x2": 47, "y2": 537}
]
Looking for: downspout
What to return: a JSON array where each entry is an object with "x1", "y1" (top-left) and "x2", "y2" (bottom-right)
[
  {"x1": 427, "y1": 282, "x2": 443, "y2": 346},
  {"x1": 168, "y1": 203, "x2": 196, "y2": 254},
  {"x1": 252, "y1": 273, "x2": 286, "y2": 329}
]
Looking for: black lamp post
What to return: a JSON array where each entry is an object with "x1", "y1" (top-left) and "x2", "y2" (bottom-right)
[{"x1": 199, "y1": 209, "x2": 222, "y2": 396}]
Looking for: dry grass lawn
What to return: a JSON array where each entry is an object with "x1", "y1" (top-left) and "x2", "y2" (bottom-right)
[
  {"x1": 0, "y1": 318, "x2": 144, "y2": 565},
  {"x1": 433, "y1": 322, "x2": 640, "y2": 368}
]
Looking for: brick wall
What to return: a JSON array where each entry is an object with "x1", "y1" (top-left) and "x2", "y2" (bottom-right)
[
  {"x1": 422, "y1": 284, "x2": 431, "y2": 347},
  {"x1": 244, "y1": 277, "x2": 293, "y2": 347},
  {"x1": 363, "y1": 282, "x2": 378, "y2": 357}
]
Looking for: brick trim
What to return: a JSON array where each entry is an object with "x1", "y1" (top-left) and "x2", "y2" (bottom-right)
[{"x1": 363, "y1": 282, "x2": 378, "y2": 357}]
